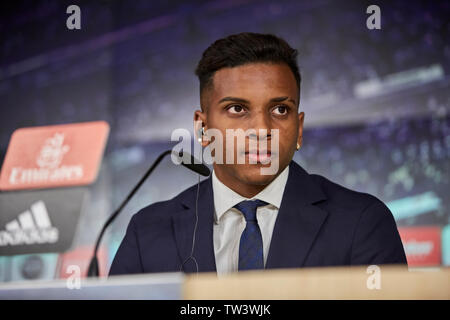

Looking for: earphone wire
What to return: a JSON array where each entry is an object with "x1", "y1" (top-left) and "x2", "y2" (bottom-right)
[
  {"x1": 179, "y1": 128, "x2": 204, "y2": 274},
  {"x1": 179, "y1": 172, "x2": 200, "y2": 274}
]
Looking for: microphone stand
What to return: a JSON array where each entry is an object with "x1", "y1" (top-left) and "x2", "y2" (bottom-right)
[{"x1": 87, "y1": 149, "x2": 172, "y2": 277}]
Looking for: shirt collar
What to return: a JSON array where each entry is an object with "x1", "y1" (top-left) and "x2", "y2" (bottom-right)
[{"x1": 212, "y1": 165, "x2": 290, "y2": 223}]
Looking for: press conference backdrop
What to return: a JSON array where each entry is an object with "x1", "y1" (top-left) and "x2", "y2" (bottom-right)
[{"x1": 0, "y1": 0, "x2": 449, "y2": 283}]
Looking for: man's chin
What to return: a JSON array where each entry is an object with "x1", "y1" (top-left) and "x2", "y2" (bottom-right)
[{"x1": 235, "y1": 164, "x2": 278, "y2": 186}]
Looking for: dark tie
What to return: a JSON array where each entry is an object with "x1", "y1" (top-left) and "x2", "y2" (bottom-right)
[{"x1": 234, "y1": 199, "x2": 268, "y2": 271}]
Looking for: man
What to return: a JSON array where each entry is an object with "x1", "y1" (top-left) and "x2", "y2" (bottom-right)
[{"x1": 109, "y1": 32, "x2": 407, "y2": 276}]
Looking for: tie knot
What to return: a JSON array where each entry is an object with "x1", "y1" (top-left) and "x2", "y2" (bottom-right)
[{"x1": 234, "y1": 199, "x2": 268, "y2": 222}]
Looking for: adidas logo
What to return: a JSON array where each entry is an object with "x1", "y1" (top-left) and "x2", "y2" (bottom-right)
[{"x1": 0, "y1": 201, "x2": 59, "y2": 246}]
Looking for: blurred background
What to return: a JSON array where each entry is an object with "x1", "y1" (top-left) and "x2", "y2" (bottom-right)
[{"x1": 0, "y1": 0, "x2": 448, "y2": 282}]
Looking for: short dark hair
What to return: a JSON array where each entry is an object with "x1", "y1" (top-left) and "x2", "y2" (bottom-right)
[{"x1": 195, "y1": 32, "x2": 301, "y2": 106}]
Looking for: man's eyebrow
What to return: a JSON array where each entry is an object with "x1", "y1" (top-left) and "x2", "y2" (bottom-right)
[
  {"x1": 270, "y1": 96, "x2": 297, "y2": 104},
  {"x1": 218, "y1": 96, "x2": 250, "y2": 104},
  {"x1": 217, "y1": 96, "x2": 296, "y2": 104}
]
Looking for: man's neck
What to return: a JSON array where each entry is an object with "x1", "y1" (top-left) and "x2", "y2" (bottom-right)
[{"x1": 213, "y1": 167, "x2": 278, "y2": 199}]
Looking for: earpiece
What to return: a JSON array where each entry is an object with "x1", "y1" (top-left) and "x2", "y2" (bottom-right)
[{"x1": 198, "y1": 127, "x2": 206, "y2": 143}]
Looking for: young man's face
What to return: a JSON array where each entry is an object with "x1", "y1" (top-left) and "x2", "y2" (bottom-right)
[{"x1": 195, "y1": 62, "x2": 304, "y2": 196}]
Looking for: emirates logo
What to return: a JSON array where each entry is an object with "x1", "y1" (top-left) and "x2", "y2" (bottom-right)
[
  {"x1": 36, "y1": 133, "x2": 70, "y2": 169},
  {"x1": 8, "y1": 133, "x2": 84, "y2": 186}
]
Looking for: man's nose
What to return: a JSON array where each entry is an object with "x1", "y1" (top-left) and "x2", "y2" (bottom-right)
[{"x1": 248, "y1": 111, "x2": 271, "y2": 140}]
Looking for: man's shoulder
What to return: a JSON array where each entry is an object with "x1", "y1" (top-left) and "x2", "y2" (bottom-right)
[
  {"x1": 289, "y1": 162, "x2": 398, "y2": 240},
  {"x1": 290, "y1": 161, "x2": 379, "y2": 207},
  {"x1": 297, "y1": 165, "x2": 387, "y2": 217},
  {"x1": 311, "y1": 173, "x2": 378, "y2": 205}
]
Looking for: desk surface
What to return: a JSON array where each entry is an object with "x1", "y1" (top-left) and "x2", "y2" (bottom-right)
[
  {"x1": 0, "y1": 272, "x2": 183, "y2": 300},
  {"x1": 183, "y1": 265, "x2": 450, "y2": 300}
]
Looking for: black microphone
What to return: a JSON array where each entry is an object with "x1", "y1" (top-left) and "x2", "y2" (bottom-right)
[{"x1": 87, "y1": 149, "x2": 210, "y2": 277}]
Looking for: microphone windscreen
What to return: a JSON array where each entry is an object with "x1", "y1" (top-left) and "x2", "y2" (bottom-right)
[{"x1": 176, "y1": 151, "x2": 210, "y2": 177}]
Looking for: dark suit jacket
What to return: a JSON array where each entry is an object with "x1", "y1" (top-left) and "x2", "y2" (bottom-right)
[{"x1": 109, "y1": 161, "x2": 407, "y2": 275}]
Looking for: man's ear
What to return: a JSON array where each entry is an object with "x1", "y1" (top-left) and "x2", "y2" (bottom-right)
[
  {"x1": 194, "y1": 109, "x2": 209, "y2": 147},
  {"x1": 297, "y1": 112, "x2": 305, "y2": 148}
]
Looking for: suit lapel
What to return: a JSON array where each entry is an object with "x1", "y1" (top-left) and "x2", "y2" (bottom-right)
[
  {"x1": 266, "y1": 161, "x2": 328, "y2": 269},
  {"x1": 172, "y1": 176, "x2": 217, "y2": 273}
]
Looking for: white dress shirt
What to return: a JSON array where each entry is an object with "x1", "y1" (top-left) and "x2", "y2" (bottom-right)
[{"x1": 212, "y1": 165, "x2": 289, "y2": 276}]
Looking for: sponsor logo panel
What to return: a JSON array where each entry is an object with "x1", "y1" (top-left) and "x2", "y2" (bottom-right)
[
  {"x1": 398, "y1": 226, "x2": 441, "y2": 266},
  {"x1": 0, "y1": 188, "x2": 87, "y2": 256},
  {"x1": 0, "y1": 121, "x2": 109, "y2": 190}
]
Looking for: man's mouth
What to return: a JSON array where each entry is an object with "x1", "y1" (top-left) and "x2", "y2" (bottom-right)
[{"x1": 244, "y1": 150, "x2": 272, "y2": 163}]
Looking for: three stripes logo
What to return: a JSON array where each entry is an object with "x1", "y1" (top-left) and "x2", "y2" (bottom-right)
[{"x1": 0, "y1": 201, "x2": 59, "y2": 246}]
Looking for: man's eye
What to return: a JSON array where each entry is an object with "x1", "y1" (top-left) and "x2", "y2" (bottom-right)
[
  {"x1": 227, "y1": 105, "x2": 245, "y2": 114},
  {"x1": 273, "y1": 105, "x2": 288, "y2": 115}
]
